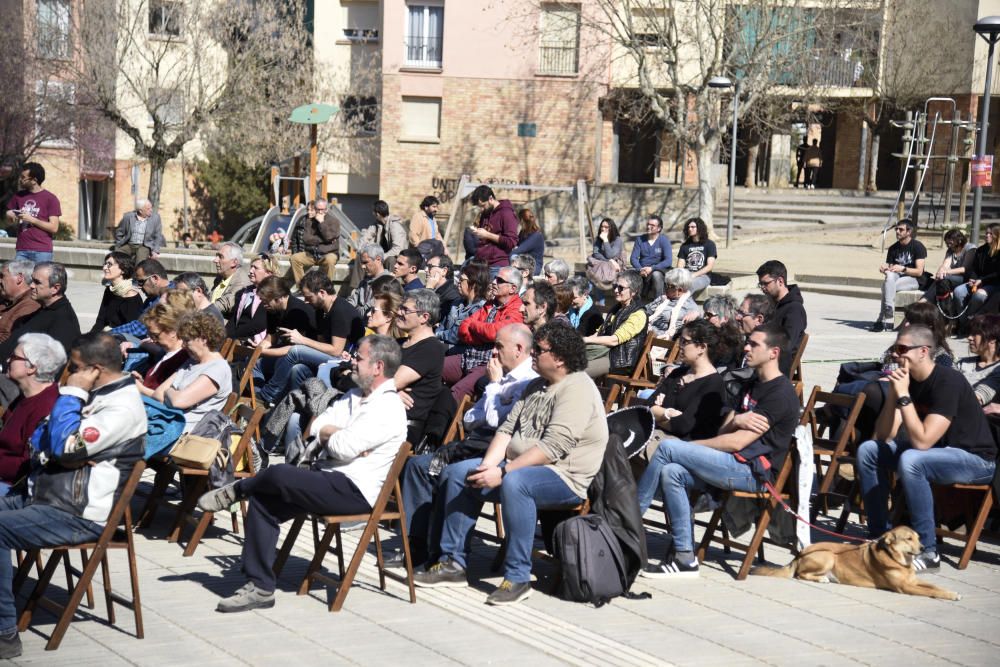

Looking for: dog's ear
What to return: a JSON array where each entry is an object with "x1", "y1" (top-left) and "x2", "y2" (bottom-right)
[{"x1": 882, "y1": 530, "x2": 897, "y2": 547}]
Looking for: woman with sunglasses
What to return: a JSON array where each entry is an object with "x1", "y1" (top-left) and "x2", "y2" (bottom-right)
[
  {"x1": 643, "y1": 320, "x2": 725, "y2": 440},
  {"x1": 133, "y1": 294, "x2": 195, "y2": 394},
  {"x1": 644, "y1": 267, "x2": 700, "y2": 340},
  {"x1": 584, "y1": 270, "x2": 647, "y2": 378},
  {"x1": 90, "y1": 251, "x2": 143, "y2": 332},
  {"x1": 367, "y1": 291, "x2": 403, "y2": 338}
]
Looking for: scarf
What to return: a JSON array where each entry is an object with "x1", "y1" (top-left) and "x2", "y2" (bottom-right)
[{"x1": 109, "y1": 277, "x2": 137, "y2": 298}]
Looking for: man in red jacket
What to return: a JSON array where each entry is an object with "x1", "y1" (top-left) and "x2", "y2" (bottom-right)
[
  {"x1": 469, "y1": 185, "x2": 519, "y2": 279},
  {"x1": 443, "y1": 265, "x2": 524, "y2": 401}
]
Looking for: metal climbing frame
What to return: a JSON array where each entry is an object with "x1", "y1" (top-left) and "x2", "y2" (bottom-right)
[{"x1": 883, "y1": 98, "x2": 977, "y2": 251}]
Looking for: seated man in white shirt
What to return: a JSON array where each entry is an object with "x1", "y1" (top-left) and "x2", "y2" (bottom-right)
[
  {"x1": 399, "y1": 323, "x2": 539, "y2": 566},
  {"x1": 198, "y1": 334, "x2": 407, "y2": 613}
]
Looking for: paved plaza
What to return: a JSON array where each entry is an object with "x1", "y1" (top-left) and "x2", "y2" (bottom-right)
[{"x1": 6, "y1": 276, "x2": 998, "y2": 666}]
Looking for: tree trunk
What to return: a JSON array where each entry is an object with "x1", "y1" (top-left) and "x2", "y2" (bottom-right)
[
  {"x1": 696, "y1": 142, "x2": 719, "y2": 241},
  {"x1": 745, "y1": 143, "x2": 759, "y2": 189},
  {"x1": 147, "y1": 160, "x2": 165, "y2": 211}
]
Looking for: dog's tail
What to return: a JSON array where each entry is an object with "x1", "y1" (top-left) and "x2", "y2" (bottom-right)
[{"x1": 749, "y1": 561, "x2": 796, "y2": 578}]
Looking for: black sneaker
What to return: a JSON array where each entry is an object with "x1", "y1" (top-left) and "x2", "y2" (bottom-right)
[
  {"x1": 413, "y1": 559, "x2": 467, "y2": 588},
  {"x1": 486, "y1": 580, "x2": 533, "y2": 605},
  {"x1": 870, "y1": 320, "x2": 886, "y2": 333},
  {"x1": 0, "y1": 632, "x2": 22, "y2": 659},
  {"x1": 216, "y1": 582, "x2": 275, "y2": 613},
  {"x1": 912, "y1": 550, "x2": 940, "y2": 573},
  {"x1": 641, "y1": 556, "x2": 700, "y2": 579}
]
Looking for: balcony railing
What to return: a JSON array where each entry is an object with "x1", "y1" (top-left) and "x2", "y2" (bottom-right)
[
  {"x1": 405, "y1": 35, "x2": 442, "y2": 68},
  {"x1": 538, "y1": 43, "x2": 579, "y2": 75}
]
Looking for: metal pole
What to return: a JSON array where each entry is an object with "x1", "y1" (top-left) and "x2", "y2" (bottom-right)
[
  {"x1": 726, "y1": 82, "x2": 739, "y2": 248},
  {"x1": 972, "y1": 36, "x2": 998, "y2": 244}
]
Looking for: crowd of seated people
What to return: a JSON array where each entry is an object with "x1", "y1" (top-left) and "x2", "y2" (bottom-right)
[{"x1": 10, "y1": 200, "x2": 1000, "y2": 662}]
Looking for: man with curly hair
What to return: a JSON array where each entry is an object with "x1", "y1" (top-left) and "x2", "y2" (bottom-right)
[{"x1": 414, "y1": 323, "x2": 608, "y2": 605}]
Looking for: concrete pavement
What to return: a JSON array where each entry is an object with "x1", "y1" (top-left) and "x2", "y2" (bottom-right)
[{"x1": 7, "y1": 277, "x2": 996, "y2": 666}]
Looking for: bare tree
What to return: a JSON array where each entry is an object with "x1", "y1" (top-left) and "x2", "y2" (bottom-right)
[
  {"x1": 72, "y1": 0, "x2": 315, "y2": 208},
  {"x1": 530, "y1": 0, "x2": 866, "y2": 229}
]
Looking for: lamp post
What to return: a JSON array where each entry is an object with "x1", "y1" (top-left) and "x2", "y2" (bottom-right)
[
  {"x1": 708, "y1": 76, "x2": 739, "y2": 248},
  {"x1": 972, "y1": 16, "x2": 1000, "y2": 244}
]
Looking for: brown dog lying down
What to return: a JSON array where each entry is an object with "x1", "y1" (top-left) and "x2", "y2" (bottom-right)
[{"x1": 751, "y1": 526, "x2": 960, "y2": 600}]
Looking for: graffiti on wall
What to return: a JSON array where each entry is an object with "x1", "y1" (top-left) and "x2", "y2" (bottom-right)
[{"x1": 431, "y1": 175, "x2": 530, "y2": 203}]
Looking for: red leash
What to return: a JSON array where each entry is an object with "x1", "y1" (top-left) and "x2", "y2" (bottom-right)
[{"x1": 762, "y1": 480, "x2": 871, "y2": 544}]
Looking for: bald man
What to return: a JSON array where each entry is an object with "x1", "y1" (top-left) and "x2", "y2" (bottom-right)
[{"x1": 398, "y1": 323, "x2": 540, "y2": 566}]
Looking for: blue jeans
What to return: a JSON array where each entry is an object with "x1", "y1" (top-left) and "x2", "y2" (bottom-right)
[
  {"x1": 0, "y1": 495, "x2": 103, "y2": 633},
  {"x1": 636, "y1": 438, "x2": 762, "y2": 552},
  {"x1": 953, "y1": 283, "x2": 996, "y2": 323},
  {"x1": 253, "y1": 345, "x2": 335, "y2": 403},
  {"x1": 857, "y1": 439, "x2": 996, "y2": 551},
  {"x1": 14, "y1": 250, "x2": 53, "y2": 263},
  {"x1": 435, "y1": 458, "x2": 582, "y2": 583}
]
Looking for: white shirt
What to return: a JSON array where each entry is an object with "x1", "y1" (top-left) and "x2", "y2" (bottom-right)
[
  {"x1": 310, "y1": 379, "x2": 407, "y2": 506},
  {"x1": 464, "y1": 357, "x2": 539, "y2": 433}
]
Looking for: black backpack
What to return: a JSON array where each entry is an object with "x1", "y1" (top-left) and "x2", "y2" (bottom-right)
[{"x1": 553, "y1": 514, "x2": 628, "y2": 607}]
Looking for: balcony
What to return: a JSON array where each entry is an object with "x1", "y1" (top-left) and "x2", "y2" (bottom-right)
[
  {"x1": 537, "y1": 43, "x2": 579, "y2": 76},
  {"x1": 802, "y1": 53, "x2": 869, "y2": 88},
  {"x1": 405, "y1": 35, "x2": 442, "y2": 69}
]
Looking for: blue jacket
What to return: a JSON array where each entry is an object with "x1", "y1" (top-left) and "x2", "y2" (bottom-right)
[{"x1": 630, "y1": 235, "x2": 672, "y2": 272}]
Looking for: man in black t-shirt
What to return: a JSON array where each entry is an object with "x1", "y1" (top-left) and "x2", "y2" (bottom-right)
[
  {"x1": 634, "y1": 323, "x2": 799, "y2": 578},
  {"x1": 858, "y1": 325, "x2": 997, "y2": 571},
  {"x1": 254, "y1": 271, "x2": 364, "y2": 405},
  {"x1": 873, "y1": 219, "x2": 927, "y2": 332}
]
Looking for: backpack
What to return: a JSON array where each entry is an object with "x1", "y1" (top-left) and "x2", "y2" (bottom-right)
[{"x1": 553, "y1": 514, "x2": 628, "y2": 606}]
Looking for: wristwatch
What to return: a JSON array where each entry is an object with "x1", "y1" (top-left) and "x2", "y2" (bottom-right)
[
  {"x1": 499, "y1": 466, "x2": 507, "y2": 479},
  {"x1": 896, "y1": 395, "x2": 913, "y2": 408}
]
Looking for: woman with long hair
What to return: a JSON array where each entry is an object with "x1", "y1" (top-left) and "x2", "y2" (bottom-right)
[
  {"x1": 957, "y1": 314, "x2": 1000, "y2": 408},
  {"x1": 437, "y1": 261, "x2": 490, "y2": 347},
  {"x1": 953, "y1": 222, "x2": 1000, "y2": 331},
  {"x1": 591, "y1": 217, "x2": 622, "y2": 261},
  {"x1": 676, "y1": 217, "x2": 717, "y2": 294},
  {"x1": 90, "y1": 251, "x2": 143, "y2": 332},
  {"x1": 367, "y1": 291, "x2": 404, "y2": 338},
  {"x1": 921, "y1": 228, "x2": 974, "y2": 303},
  {"x1": 511, "y1": 208, "x2": 545, "y2": 275}
]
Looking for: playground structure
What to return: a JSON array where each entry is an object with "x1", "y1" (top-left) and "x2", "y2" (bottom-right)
[
  {"x1": 884, "y1": 97, "x2": 977, "y2": 249},
  {"x1": 242, "y1": 104, "x2": 361, "y2": 258}
]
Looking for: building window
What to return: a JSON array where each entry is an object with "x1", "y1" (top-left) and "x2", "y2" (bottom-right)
[
  {"x1": 148, "y1": 87, "x2": 185, "y2": 128},
  {"x1": 343, "y1": 28, "x2": 379, "y2": 42},
  {"x1": 341, "y1": 95, "x2": 378, "y2": 135},
  {"x1": 401, "y1": 97, "x2": 441, "y2": 141},
  {"x1": 630, "y1": 6, "x2": 670, "y2": 48},
  {"x1": 150, "y1": 0, "x2": 182, "y2": 37},
  {"x1": 405, "y1": 4, "x2": 443, "y2": 68},
  {"x1": 37, "y1": 0, "x2": 71, "y2": 60},
  {"x1": 538, "y1": 4, "x2": 580, "y2": 75},
  {"x1": 35, "y1": 80, "x2": 75, "y2": 147}
]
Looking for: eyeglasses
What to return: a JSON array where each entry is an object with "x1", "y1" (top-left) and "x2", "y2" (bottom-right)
[
  {"x1": 666, "y1": 284, "x2": 680, "y2": 291},
  {"x1": 736, "y1": 310, "x2": 751, "y2": 318},
  {"x1": 531, "y1": 344, "x2": 553, "y2": 357},
  {"x1": 758, "y1": 279, "x2": 775, "y2": 289},
  {"x1": 7, "y1": 354, "x2": 32, "y2": 366},
  {"x1": 890, "y1": 343, "x2": 928, "y2": 355},
  {"x1": 613, "y1": 284, "x2": 629, "y2": 292},
  {"x1": 679, "y1": 337, "x2": 695, "y2": 346},
  {"x1": 397, "y1": 305, "x2": 422, "y2": 316}
]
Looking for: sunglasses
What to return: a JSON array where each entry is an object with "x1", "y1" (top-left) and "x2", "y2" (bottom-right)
[
  {"x1": 703, "y1": 311, "x2": 717, "y2": 319},
  {"x1": 890, "y1": 343, "x2": 928, "y2": 355},
  {"x1": 613, "y1": 284, "x2": 629, "y2": 292},
  {"x1": 493, "y1": 277, "x2": 514, "y2": 286},
  {"x1": 531, "y1": 344, "x2": 552, "y2": 356}
]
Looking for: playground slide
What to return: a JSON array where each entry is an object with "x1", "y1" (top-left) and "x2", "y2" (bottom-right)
[{"x1": 249, "y1": 204, "x2": 363, "y2": 258}]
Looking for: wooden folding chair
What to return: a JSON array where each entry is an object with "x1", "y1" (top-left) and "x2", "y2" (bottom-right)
[
  {"x1": 219, "y1": 337, "x2": 237, "y2": 360},
  {"x1": 167, "y1": 403, "x2": 266, "y2": 556},
  {"x1": 272, "y1": 441, "x2": 417, "y2": 612},
  {"x1": 933, "y1": 476, "x2": 998, "y2": 569},
  {"x1": 788, "y1": 332, "x2": 809, "y2": 383},
  {"x1": 696, "y1": 449, "x2": 797, "y2": 580},
  {"x1": 443, "y1": 394, "x2": 472, "y2": 444},
  {"x1": 603, "y1": 336, "x2": 677, "y2": 412},
  {"x1": 800, "y1": 386, "x2": 865, "y2": 518},
  {"x1": 14, "y1": 461, "x2": 146, "y2": 651},
  {"x1": 229, "y1": 343, "x2": 264, "y2": 409}
]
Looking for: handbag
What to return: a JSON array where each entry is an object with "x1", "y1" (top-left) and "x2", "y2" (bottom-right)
[{"x1": 169, "y1": 434, "x2": 223, "y2": 470}]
